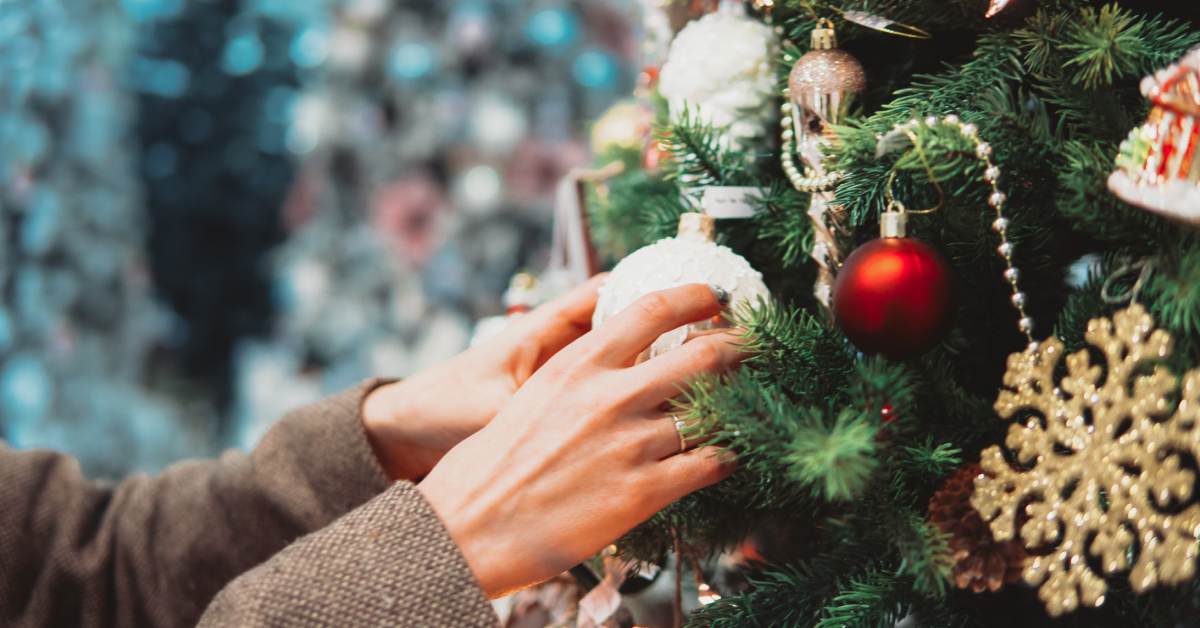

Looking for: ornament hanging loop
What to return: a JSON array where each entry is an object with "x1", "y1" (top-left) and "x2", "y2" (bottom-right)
[
  {"x1": 1101, "y1": 257, "x2": 1155, "y2": 305},
  {"x1": 881, "y1": 129, "x2": 944, "y2": 216},
  {"x1": 881, "y1": 173, "x2": 910, "y2": 238}
]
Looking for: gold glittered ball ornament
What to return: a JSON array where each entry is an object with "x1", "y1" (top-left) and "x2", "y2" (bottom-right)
[
  {"x1": 787, "y1": 19, "x2": 866, "y2": 151},
  {"x1": 971, "y1": 304, "x2": 1200, "y2": 617},
  {"x1": 593, "y1": 213, "x2": 769, "y2": 360}
]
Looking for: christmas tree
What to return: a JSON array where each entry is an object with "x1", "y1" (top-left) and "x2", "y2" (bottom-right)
[{"x1": 590, "y1": 0, "x2": 1200, "y2": 625}]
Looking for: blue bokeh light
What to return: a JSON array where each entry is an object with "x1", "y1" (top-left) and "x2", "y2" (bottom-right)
[
  {"x1": 572, "y1": 49, "x2": 618, "y2": 90},
  {"x1": 1, "y1": 354, "x2": 53, "y2": 435},
  {"x1": 0, "y1": 308, "x2": 12, "y2": 352},
  {"x1": 2, "y1": 115, "x2": 49, "y2": 166},
  {"x1": 264, "y1": 86, "x2": 297, "y2": 124},
  {"x1": 290, "y1": 27, "x2": 328, "y2": 68},
  {"x1": 20, "y1": 190, "x2": 60, "y2": 255},
  {"x1": 130, "y1": 56, "x2": 191, "y2": 98},
  {"x1": 388, "y1": 42, "x2": 437, "y2": 81},
  {"x1": 121, "y1": 0, "x2": 184, "y2": 23},
  {"x1": 222, "y1": 32, "x2": 265, "y2": 76},
  {"x1": 526, "y1": 7, "x2": 578, "y2": 49}
]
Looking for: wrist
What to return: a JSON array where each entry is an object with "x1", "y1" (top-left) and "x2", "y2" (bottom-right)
[
  {"x1": 361, "y1": 380, "x2": 436, "y2": 482},
  {"x1": 417, "y1": 461, "x2": 515, "y2": 598}
]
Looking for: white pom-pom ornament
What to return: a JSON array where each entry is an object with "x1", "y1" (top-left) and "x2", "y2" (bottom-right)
[
  {"x1": 593, "y1": 213, "x2": 769, "y2": 359},
  {"x1": 658, "y1": 5, "x2": 778, "y2": 150}
]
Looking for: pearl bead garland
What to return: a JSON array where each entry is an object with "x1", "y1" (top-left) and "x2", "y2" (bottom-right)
[
  {"x1": 889, "y1": 115, "x2": 1036, "y2": 348},
  {"x1": 779, "y1": 100, "x2": 843, "y2": 192}
]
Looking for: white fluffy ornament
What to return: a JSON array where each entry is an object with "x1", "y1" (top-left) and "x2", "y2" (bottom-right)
[
  {"x1": 658, "y1": 5, "x2": 778, "y2": 150},
  {"x1": 593, "y1": 213, "x2": 769, "y2": 359}
]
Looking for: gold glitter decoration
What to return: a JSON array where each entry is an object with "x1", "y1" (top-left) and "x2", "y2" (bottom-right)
[
  {"x1": 787, "y1": 21, "x2": 866, "y2": 149},
  {"x1": 781, "y1": 19, "x2": 864, "y2": 317},
  {"x1": 971, "y1": 304, "x2": 1200, "y2": 617}
]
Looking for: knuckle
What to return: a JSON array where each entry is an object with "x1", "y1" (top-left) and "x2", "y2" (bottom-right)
[
  {"x1": 691, "y1": 339, "x2": 724, "y2": 371},
  {"x1": 546, "y1": 306, "x2": 575, "y2": 331},
  {"x1": 697, "y1": 450, "x2": 733, "y2": 483},
  {"x1": 607, "y1": 376, "x2": 644, "y2": 410},
  {"x1": 625, "y1": 476, "x2": 658, "y2": 513},
  {"x1": 634, "y1": 292, "x2": 673, "y2": 325},
  {"x1": 572, "y1": 341, "x2": 610, "y2": 370},
  {"x1": 612, "y1": 430, "x2": 647, "y2": 463},
  {"x1": 537, "y1": 351, "x2": 574, "y2": 379},
  {"x1": 539, "y1": 360, "x2": 571, "y2": 384}
]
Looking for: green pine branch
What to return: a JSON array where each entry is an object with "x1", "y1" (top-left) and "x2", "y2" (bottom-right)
[
  {"x1": 785, "y1": 406, "x2": 879, "y2": 501},
  {"x1": 815, "y1": 571, "x2": 906, "y2": 628},
  {"x1": 661, "y1": 105, "x2": 750, "y2": 187}
]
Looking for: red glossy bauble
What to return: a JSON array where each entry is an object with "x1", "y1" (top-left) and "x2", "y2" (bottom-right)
[{"x1": 833, "y1": 236, "x2": 951, "y2": 359}]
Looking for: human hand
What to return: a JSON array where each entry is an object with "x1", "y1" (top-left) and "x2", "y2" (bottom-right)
[
  {"x1": 362, "y1": 276, "x2": 605, "y2": 481},
  {"x1": 416, "y1": 284, "x2": 747, "y2": 598}
]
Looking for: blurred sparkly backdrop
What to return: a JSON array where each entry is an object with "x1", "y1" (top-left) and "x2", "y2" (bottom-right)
[{"x1": 0, "y1": 0, "x2": 637, "y2": 475}]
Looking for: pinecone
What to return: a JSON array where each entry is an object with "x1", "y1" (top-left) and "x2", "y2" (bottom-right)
[{"x1": 928, "y1": 464, "x2": 1026, "y2": 593}]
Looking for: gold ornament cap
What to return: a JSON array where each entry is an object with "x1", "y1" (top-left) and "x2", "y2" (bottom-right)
[
  {"x1": 503, "y1": 272, "x2": 539, "y2": 309},
  {"x1": 810, "y1": 19, "x2": 837, "y2": 50},
  {"x1": 678, "y1": 212, "x2": 716, "y2": 241},
  {"x1": 509, "y1": 272, "x2": 537, "y2": 291}
]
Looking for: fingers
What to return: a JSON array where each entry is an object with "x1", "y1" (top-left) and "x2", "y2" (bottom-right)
[
  {"x1": 624, "y1": 331, "x2": 748, "y2": 407},
  {"x1": 589, "y1": 284, "x2": 724, "y2": 367},
  {"x1": 512, "y1": 274, "x2": 606, "y2": 367},
  {"x1": 635, "y1": 413, "x2": 690, "y2": 462},
  {"x1": 643, "y1": 446, "x2": 735, "y2": 506}
]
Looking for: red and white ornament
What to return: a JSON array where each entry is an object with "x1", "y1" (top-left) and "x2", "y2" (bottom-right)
[
  {"x1": 469, "y1": 273, "x2": 541, "y2": 347},
  {"x1": 1108, "y1": 46, "x2": 1200, "y2": 223}
]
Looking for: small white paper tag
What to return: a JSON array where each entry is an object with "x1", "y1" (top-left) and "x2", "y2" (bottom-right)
[{"x1": 702, "y1": 186, "x2": 761, "y2": 219}]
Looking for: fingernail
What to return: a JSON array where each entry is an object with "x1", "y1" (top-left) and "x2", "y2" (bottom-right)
[{"x1": 709, "y1": 284, "x2": 730, "y2": 307}]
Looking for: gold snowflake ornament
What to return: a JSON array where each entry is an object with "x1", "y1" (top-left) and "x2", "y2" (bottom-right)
[{"x1": 971, "y1": 304, "x2": 1200, "y2": 616}]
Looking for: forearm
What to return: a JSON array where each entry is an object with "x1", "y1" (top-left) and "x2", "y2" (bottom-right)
[
  {"x1": 198, "y1": 482, "x2": 496, "y2": 627},
  {"x1": 0, "y1": 380, "x2": 393, "y2": 628}
]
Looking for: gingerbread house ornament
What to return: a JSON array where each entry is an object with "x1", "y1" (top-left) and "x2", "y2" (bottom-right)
[{"x1": 1109, "y1": 46, "x2": 1200, "y2": 221}]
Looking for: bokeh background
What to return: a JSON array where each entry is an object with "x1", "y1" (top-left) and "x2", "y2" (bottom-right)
[{"x1": 0, "y1": 0, "x2": 638, "y2": 477}]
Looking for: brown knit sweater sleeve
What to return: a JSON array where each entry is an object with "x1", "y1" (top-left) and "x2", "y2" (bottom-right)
[{"x1": 0, "y1": 380, "x2": 495, "y2": 628}]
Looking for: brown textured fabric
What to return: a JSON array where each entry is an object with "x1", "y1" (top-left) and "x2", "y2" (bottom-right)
[
  {"x1": 0, "y1": 381, "x2": 498, "y2": 627},
  {"x1": 200, "y1": 482, "x2": 497, "y2": 627}
]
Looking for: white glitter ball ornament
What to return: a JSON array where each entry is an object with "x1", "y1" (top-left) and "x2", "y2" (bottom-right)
[
  {"x1": 593, "y1": 213, "x2": 770, "y2": 359},
  {"x1": 658, "y1": 6, "x2": 778, "y2": 150}
]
